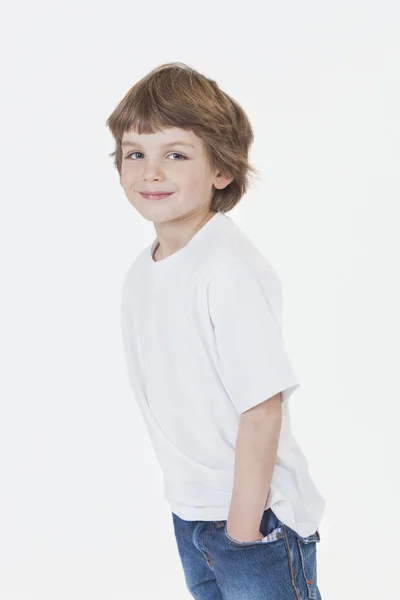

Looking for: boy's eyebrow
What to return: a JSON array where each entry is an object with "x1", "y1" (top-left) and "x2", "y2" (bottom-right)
[{"x1": 121, "y1": 140, "x2": 196, "y2": 149}]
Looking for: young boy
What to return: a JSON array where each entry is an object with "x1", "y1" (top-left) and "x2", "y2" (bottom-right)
[{"x1": 107, "y1": 62, "x2": 325, "y2": 599}]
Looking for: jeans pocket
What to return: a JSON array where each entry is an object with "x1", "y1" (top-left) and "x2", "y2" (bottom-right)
[
  {"x1": 223, "y1": 521, "x2": 285, "y2": 548},
  {"x1": 295, "y1": 529, "x2": 320, "y2": 599}
]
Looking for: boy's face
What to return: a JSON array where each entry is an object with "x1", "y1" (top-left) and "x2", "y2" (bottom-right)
[{"x1": 119, "y1": 127, "x2": 232, "y2": 223}]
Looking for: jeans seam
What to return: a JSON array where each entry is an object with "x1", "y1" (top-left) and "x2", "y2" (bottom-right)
[
  {"x1": 283, "y1": 525, "x2": 302, "y2": 600},
  {"x1": 297, "y1": 538, "x2": 317, "y2": 598}
]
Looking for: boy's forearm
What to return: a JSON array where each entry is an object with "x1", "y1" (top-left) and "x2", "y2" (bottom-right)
[{"x1": 227, "y1": 393, "x2": 282, "y2": 540}]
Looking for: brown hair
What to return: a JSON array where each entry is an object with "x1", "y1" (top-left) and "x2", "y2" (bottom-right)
[{"x1": 105, "y1": 62, "x2": 260, "y2": 213}]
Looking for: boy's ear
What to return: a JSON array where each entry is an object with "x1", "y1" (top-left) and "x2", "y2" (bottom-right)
[{"x1": 214, "y1": 172, "x2": 234, "y2": 190}]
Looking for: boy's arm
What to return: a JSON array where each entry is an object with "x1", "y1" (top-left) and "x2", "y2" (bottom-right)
[
  {"x1": 226, "y1": 392, "x2": 282, "y2": 542},
  {"x1": 207, "y1": 261, "x2": 299, "y2": 541}
]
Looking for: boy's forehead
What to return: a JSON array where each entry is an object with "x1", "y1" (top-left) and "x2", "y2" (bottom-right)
[{"x1": 122, "y1": 127, "x2": 198, "y2": 145}]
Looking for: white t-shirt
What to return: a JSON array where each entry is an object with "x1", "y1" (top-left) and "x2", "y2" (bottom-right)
[{"x1": 120, "y1": 211, "x2": 325, "y2": 537}]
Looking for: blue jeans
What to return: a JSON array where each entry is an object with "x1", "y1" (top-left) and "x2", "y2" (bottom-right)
[{"x1": 172, "y1": 507, "x2": 322, "y2": 599}]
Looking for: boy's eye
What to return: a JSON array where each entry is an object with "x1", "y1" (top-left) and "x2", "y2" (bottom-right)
[{"x1": 125, "y1": 151, "x2": 187, "y2": 161}]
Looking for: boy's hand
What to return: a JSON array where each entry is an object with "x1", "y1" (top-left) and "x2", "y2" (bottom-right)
[{"x1": 226, "y1": 526, "x2": 264, "y2": 543}]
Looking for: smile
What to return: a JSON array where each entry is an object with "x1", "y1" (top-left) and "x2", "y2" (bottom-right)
[{"x1": 140, "y1": 192, "x2": 174, "y2": 200}]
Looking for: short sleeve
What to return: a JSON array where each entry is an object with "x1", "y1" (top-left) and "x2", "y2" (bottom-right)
[{"x1": 207, "y1": 260, "x2": 300, "y2": 414}]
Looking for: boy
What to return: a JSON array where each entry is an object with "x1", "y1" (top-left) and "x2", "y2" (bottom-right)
[{"x1": 107, "y1": 62, "x2": 325, "y2": 599}]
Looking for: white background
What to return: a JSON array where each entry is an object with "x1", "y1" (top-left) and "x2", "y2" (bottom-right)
[{"x1": 1, "y1": 1, "x2": 399, "y2": 598}]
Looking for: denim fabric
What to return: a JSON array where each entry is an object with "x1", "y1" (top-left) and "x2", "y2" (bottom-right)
[{"x1": 172, "y1": 508, "x2": 322, "y2": 599}]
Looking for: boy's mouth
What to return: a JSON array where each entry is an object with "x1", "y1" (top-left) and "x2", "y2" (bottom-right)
[{"x1": 140, "y1": 192, "x2": 174, "y2": 200}]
